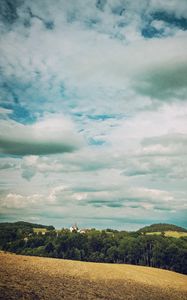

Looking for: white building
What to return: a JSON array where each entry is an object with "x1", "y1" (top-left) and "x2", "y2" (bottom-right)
[{"x1": 70, "y1": 223, "x2": 78, "y2": 232}]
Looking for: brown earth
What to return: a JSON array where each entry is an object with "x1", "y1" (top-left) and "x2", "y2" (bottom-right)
[{"x1": 0, "y1": 252, "x2": 187, "y2": 300}]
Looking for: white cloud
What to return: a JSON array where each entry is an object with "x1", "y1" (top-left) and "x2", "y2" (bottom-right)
[
  {"x1": 0, "y1": 107, "x2": 12, "y2": 116},
  {"x1": 1, "y1": 193, "x2": 43, "y2": 209},
  {"x1": 48, "y1": 185, "x2": 67, "y2": 203}
]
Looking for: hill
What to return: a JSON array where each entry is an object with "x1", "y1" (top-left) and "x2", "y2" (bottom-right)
[
  {"x1": 0, "y1": 221, "x2": 55, "y2": 231},
  {"x1": 0, "y1": 221, "x2": 55, "y2": 244},
  {"x1": 0, "y1": 252, "x2": 187, "y2": 300},
  {"x1": 138, "y1": 223, "x2": 187, "y2": 233}
]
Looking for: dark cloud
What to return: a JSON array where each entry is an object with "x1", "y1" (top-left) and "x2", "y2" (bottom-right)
[
  {"x1": 85, "y1": 199, "x2": 124, "y2": 208},
  {"x1": 0, "y1": 116, "x2": 83, "y2": 156},
  {"x1": 134, "y1": 63, "x2": 187, "y2": 100},
  {"x1": 154, "y1": 206, "x2": 173, "y2": 211},
  {"x1": 0, "y1": 138, "x2": 79, "y2": 156}
]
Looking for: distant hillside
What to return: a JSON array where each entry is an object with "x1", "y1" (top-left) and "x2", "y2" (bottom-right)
[
  {"x1": 0, "y1": 221, "x2": 55, "y2": 243},
  {"x1": 138, "y1": 223, "x2": 187, "y2": 233},
  {"x1": 0, "y1": 221, "x2": 55, "y2": 231}
]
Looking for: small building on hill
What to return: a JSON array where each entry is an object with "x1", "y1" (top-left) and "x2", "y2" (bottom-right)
[
  {"x1": 78, "y1": 229, "x2": 86, "y2": 234},
  {"x1": 70, "y1": 224, "x2": 78, "y2": 232},
  {"x1": 69, "y1": 224, "x2": 87, "y2": 234}
]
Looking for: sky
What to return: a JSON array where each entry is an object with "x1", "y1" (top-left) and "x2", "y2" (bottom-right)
[{"x1": 0, "y1": 0, "x2": 187, "y2": 230}]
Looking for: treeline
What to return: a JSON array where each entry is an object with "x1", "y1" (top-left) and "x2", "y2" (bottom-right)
[
  {"x1": 0, "y1": 221, "x2": 54, "y2": 244},
  {"x1": 0, "y1": 223, "x2": 187, "y2": 275},
  {"x1": 138, "y1": 223, "x2": 187, "y2": 233}
]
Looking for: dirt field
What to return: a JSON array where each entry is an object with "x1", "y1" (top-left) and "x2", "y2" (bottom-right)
[{"x1": 0, "y1": 252, "x2": 187, "y2": 300}]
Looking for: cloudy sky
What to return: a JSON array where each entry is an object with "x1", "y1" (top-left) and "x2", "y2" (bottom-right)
[{"x1": 0, "y1": 0, "x2": 187, "y2": 230}]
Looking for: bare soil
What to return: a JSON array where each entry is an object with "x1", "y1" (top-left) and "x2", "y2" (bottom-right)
[{"x1": 0, "y1": 252, "x2": 187, "y2": 300}]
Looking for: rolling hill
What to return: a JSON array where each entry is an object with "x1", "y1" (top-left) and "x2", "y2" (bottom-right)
[
  {"x1": 0, "y1": 221, "x2": 55, "y2": 231},
  {"x1": 0, "y1": 252, "x2": 187, "y2": 300},
  {"x1": 138, "y1": 223, "x2": 187, "y2": 233}
]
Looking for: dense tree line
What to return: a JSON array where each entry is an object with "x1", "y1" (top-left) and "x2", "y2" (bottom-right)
[
  {"x1": 138, "y1": 223, "x2": 187, "y2": 233},
  {"x1": 0, "y1": 222, "x2": 187, "y2": 275}
]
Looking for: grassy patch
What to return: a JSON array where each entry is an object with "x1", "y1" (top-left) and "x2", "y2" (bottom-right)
[
  {"x1": 146, "y1": 231, "x2": 187, "y2": 238},
  {"x1": 33, "y1": 228, "x2": 48, "y2": 234}
]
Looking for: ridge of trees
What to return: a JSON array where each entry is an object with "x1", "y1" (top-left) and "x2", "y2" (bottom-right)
[{"x1": 138, "y1": 223, "x2": 187, "y2": 233}]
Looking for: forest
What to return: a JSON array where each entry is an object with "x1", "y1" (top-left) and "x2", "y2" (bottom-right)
[{"x1": 0, "y1": 221, "x2": 187, "y2": 275}]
